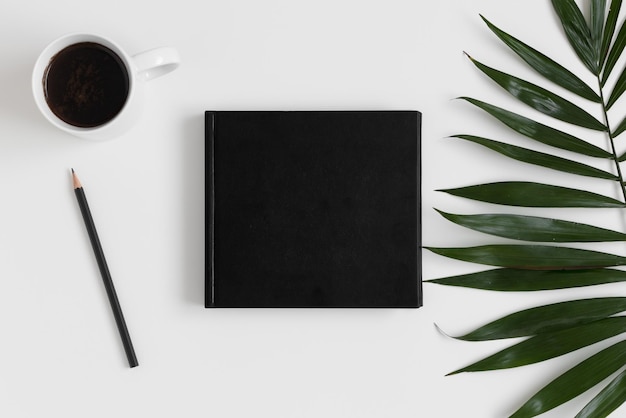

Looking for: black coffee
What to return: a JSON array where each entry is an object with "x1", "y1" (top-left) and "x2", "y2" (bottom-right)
[{"x1": 43, "y1": 42, "x2": 129, "y2": 128}]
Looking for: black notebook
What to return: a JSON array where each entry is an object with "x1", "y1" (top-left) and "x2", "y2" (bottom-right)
[{"x1": 205, "y1": 111, "x2": 421, "y2": 308}]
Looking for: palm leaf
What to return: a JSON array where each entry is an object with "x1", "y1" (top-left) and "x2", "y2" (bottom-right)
[
  {"x1": 460, "y1": 98, "x2": 611, "y2": 157},
  {"x1": 434, "y1": 3, "x2": 626, "y2": 416},
  {"x1": 480, "y1": 15, "x2": 600, "y2": 102},
  {"x1": 591, "y1": 0, "x2": 607, "y2": 55},
  {"x1": 600, "y1": 0, "x2": 621, "y2": 68},
  {"x1": 454, "y1": 298, "x2": 626, "y2": 341},
  {"x1": 427, "y1": 268, "x2": 626, "y2": 291},
  {"x1": 607, "y1": 65, "x2": 626, "y2": 108},
  {"x1": 603, "y1": 12, "x2": 626, "y2": 84},
  {"x1": 510, "y1": 340, "x2": 626, "y2": 417},
  {"x1": 576, "y1": 369, "x2": 626, "y2": 418},
  {"x1": 614, "y1": 115, "x2": 626, "y2": 138},
  {"x1": 449, "y1": 317, "x2": 626, "y2": 374},
  {"x1": 426, "y1": 245, "x2": 626, "y2": 269},
  {"x1": 552, "y1": 0, "x2": 598, "y2": 74},
  {"x1": 467, "y1": 55, "x2": 606, "y2": 130},
  {"x1": 453, "y1": 135, "x2": 617, "y2": 179},
  {"x1": 435, "y1": 210, "x2": 626, "y2": 242},
  {"x1": 439, "y1": 182, "x2": 625, "y2": 208}
]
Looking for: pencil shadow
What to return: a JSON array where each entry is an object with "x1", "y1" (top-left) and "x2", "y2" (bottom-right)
[{"x1": 180, "y1": 113, "x2": 205, "y2": 306}]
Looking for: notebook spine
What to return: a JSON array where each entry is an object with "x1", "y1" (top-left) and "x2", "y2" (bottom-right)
[
  {"x1": 205, "y1": 112, "x2": 216, "y2": 308},
  {"x1": 416, "y1": 112, "x2": 423, "y2": 308}
]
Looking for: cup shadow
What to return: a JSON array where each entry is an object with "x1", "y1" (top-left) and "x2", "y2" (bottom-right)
[
  {"x1": 0, "y1": 43, "x2": 81, "y2": 151},
  {"x1": 0, "y1": 54, "x2": 47, "y2": 130}
]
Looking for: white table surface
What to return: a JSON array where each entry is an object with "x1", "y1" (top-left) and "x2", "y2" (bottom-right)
[{"x1": 2, "y1": 0, "x2": 622, "y2": 417}]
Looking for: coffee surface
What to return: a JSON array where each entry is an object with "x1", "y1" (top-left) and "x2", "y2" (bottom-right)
[{"x1": 44, "y1": 42, "x2": 129, "y2": 128}]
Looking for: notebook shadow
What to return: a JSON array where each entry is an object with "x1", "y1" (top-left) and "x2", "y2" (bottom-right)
[{"x1": 180, "y1": 113, "x2": 205, "y2": 306}]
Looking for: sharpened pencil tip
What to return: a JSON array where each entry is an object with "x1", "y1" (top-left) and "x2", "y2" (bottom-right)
[{"x1": 71, "y1": 169, "x2": 82, "y2": 189}]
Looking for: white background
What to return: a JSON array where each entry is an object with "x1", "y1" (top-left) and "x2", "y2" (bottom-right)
[{"x1": 2, "y1": 0, "x2": 626, "y2": 417}]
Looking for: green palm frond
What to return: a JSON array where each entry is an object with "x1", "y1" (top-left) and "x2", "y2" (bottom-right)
[{"x1": 429, "y1": 0, "x2": 626, "y2": 416}]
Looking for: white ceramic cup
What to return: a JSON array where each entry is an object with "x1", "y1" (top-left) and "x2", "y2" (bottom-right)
[{"x1": 32, "y1": 33, "x2": 180, "y2": 140}]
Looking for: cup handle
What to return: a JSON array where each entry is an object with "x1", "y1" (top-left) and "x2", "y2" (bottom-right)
[{"x1": 132, "y1": 47, "x2": 180, "y2": 81}]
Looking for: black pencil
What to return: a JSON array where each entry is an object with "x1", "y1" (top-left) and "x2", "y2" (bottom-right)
[{"x1": 72, "y1": 169, "x2": 138, "y2": 368}]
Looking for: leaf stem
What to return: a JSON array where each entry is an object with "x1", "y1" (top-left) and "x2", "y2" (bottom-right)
[{"x1": 598, "y1": 75, "x2": 626, "y2": 202}]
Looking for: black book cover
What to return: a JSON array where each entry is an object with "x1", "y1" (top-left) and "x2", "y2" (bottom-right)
[{"x1": 205, "y1": 111, "x2": 421, "y2": 308}]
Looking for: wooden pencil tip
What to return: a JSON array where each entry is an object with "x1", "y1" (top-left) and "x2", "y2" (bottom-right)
[{"x1": 71, "y1": 169, "x2": 82, "y2": 189}]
